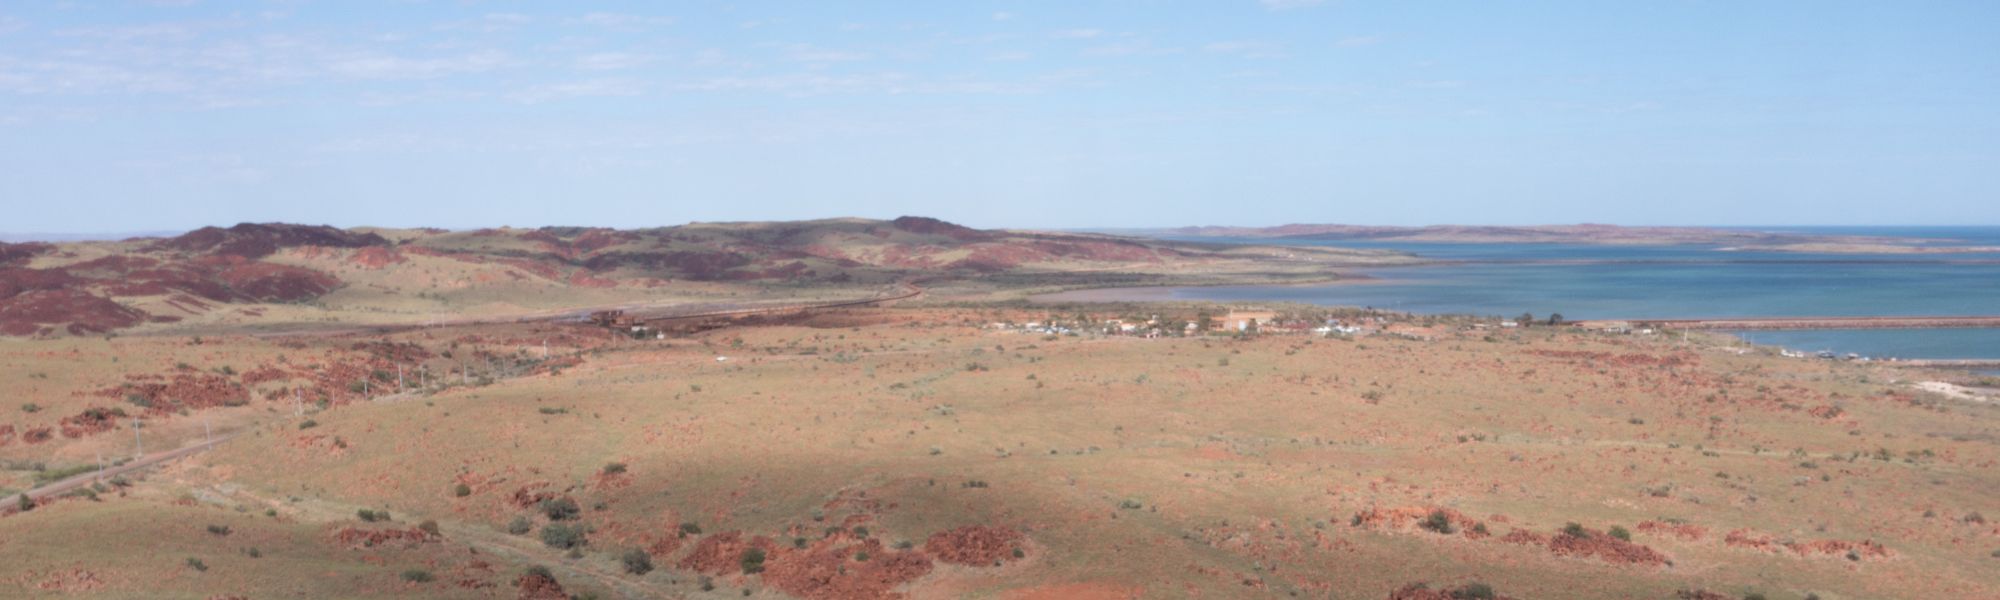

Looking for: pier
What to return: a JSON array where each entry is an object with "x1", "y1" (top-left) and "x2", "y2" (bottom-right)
[{"x1": 1580, "y1": 316, "x2": 2000, "y2": 331}]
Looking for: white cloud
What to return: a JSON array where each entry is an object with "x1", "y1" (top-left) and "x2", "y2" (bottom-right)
[
  {"x1": 1204, "y1": 40, "x2": 1286, "y2": 58},
  {"x1": 328, "y1": 50, "x2": 510, "y2": 80},
  {"x1": 1336, "y1": 35, "x2": 1382, "y2": 47},
  {"x1": 569, "y1": 12, "x2": 674, "y2": 30},
  {"x1": 438, "y1": 13, "x2": 531, "y2": 33},
  {"x1": 1052, "y1": 28, "x2": 1102, "y2": 39},
  {"x1": 576, "y1": 52, "x2": 653, "y2": 71},
  {"x1": 1259, "y1": 0, "x2": 1325, "y2": 9},
  {"x1": 510, "y1": 78, "x2": 642, "y2": 104},
  {"x1": 991, "y1": 12, "x2": 1015, "y2": 21},
  {"x1": 0, "y1": 15, "x2": 25, "y2": 35}
]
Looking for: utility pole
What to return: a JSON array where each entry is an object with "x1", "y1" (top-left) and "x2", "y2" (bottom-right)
[
  {"x1": 95, "y1": 451, "x2": 103, "y2": 482},
  {"x1": 397, "y1": 364, "x2": 405, "y2": 393},
  {"x1": 203, "y1": 415, "x2": 212, "y2": 444},
  {"x1": 542, "y1": 338, "x2": 549, "y2": 359},
  {"x1": 131, "y1": 417, "x2": 143, "y2": 459},
  {"x1": 294, "y1": 387, "x2": 303, "y2": 417}
]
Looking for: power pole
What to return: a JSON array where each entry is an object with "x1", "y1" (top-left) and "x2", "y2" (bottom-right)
[
  {"x1": 131, "y1": 417, "x2": 143, "y2": 459},
  {"x1": 542, "y1": 338, "x2": 549, "y2": 359},
  {"x1": 397, "y1": 364, "x2": 405, "y2": 393},
  {"x1": 294, "y1": 387, "x2": 303, "y2": 417},
  {"x1": 203, "y1": 415, "x2": 212, "y2": 443}
]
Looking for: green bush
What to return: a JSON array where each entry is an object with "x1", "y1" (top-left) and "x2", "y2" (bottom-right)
[
  {"x1": 185, "y1": 557, "x2": 207, "y2": 572},
  {"x1": 452, "y1": 483, "x2": 472, "y2": 497},
  {"x1": 206, "y1": 524, "x2": 232, "y2": 536},
  {"x1": 541, "y1": 523, "x2": 588, "y2": 549},
  {"x1": 1608, "y1": 525, "x2": 1632, "y2": 541},
  {"x1": 740, "y1": 548, "x2": 766, "y2": 574},
  {"x1": 298, "y1": 419, "x2": 318, "y2": 430},
  {"x1": 19, "y1": 403, "x2": 39, "y2": 413},
  {"x1": 1451, "y1": 583, "x2": 1496, "y2": 600},
  {"x1": 1561, "y1": 522, "x2": 1589, "y2": 538},
  {"x1": 621, "y1": 549, "x2": 653, "y2": 575},
  {"x1": 418, "y1": 520, "x2": 440, "y2": 536},
  {"x1": 539, "y1": 497, "x2": 580, "y2": 521},
  {"x1": 602, "y1": 462, "x2": 627, "y2": 475},
  {"x1": 1419, "y1": 510, "x2": 1456, "y2": 534},
  {"x1": 679, "y1": 522, "x2": 702, "y2": 537},
  {"x1": 357, "y1": 509, "x2": 389, "y2": 523},
  {"x1": 400, "y1": 569, "x2": 434, "y2": 583},
  {"x1": 507, "y1": 516, "x2": 533, "y2": 535}
]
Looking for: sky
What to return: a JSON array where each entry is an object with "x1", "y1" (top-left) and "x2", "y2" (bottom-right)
[{"x1": 2, "y1": 1, "x2": 1997, "y2": 233}]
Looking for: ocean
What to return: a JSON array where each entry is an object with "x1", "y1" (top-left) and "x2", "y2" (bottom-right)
[{"x1": 1143, "y1": 227, "x2": 2000, "y2": 361}]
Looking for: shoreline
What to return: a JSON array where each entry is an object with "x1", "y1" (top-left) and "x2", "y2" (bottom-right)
[{"x1": 1026, "y1": 274, "x2": 1389, "y2": 303}]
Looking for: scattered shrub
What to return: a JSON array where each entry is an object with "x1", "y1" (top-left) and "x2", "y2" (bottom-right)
[
  {"x1": 740, "y1": 547, "x2": 767, "y2": 574},
  {"x1": 206, "y1": 524, "x2": 232, "y2": 536},
  {"x1": 602, "y1": 462, "x2": 627, "y2": 475},
  {"x1": 1561, "y1": 522, "x2": 1589, "y2": 538},
  {"x1": 679, "y1": 522, "x2": 702, "y2": 537},
  {"x1": 400, "y1": 569, "x2": 434, "y2": 583},
  {"x1": 1452, "y1": 582, "x2": 1496, "y2": 600},
  {"x1": 1608, "y1": 525, "x2": 1632, "y2": 541},
  {"x1": 298, "y1": 419, "x2": 318, "y2": 430},
  {"x1": 452, "y1": 483, "x2": 472, "y2": 497},
  {"x1": 185, "y1": 557, "x2": 207, "y2": 572},
  {"x1": 540, "y1": 497, "x2": 581, "y2": 521},
  {"x1": 1419, "y1": 510, "x2": 1456, "y2": 534},
  {"x1": 418, "y1": 519, "x2": 441, "y2": 536},
  {"x1": 19, "y1": 403, "x2": 39, "y2": 413},
  {"x1": 356, "y1": 509, "x2": 389, "y2": 523},
  {"x1": 621, "y1": 549, "x2": 653, "y2": 575},
  {"x1": 541, "y1": 523, "x2": 587, "y2": 549},
  {"x1": 507, "y1": 516, "x2": 533, "y2": 535}
]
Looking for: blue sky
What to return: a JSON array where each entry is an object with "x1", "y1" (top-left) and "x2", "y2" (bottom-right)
[{"x1": 2, "y1": 1, "x2": 1997, "y2": 232}]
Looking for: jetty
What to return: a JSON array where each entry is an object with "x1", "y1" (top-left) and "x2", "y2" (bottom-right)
[{"x1": 1579, "y1": 316, "x2": 2000, "y2": 331}]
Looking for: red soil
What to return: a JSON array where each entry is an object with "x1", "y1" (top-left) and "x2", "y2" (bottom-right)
[
  {"x1": 1724, "y1": 529, "x2": 1889, "y2": 559},
  {"x1": 1499, "y1": 527, "x2": 1669, "y2": 567},
  {"x1": 58, "y1": 407, "x2": 128, "y2": 438},
  {"x1": 1351, "y1": 506, "x2": 1489, "y2": 539},
  {"x1": 760, "y1": 537, "x2": 933, "y2": 600},
  {"x1": 924, "y1": 525, "x2": 1025, "y2": 566},
  {"x1": 0, "y1": 241, "x2": 53, "y2": 266},
  {"x1": 331, "y1": 526, "x2": 438, "y2": 549},
  {"x1": 1636, "y1": 520, "x2": 1708, "y2": 541},
  {"x1": 676, "y1": 531, "x2": 778, "y2": 573},
  {"x1": 349, "y1": 246, "x2": 406, "y2": 269},
  {"x1": 0, "y1": 424, "x2": 14, "y2": 447},
  {"x1": 148, "y1": 223, "x2": 387, "y2": 259},
  {"x1": 0, "y1": 289, "x2": 146, "y2": 336},
  {"x1": 1387, "y1": 583, "x2": 1519, "y2": 600},
  {"x1": 514, "y1": 571, "x2": 566, "y2": 600}
]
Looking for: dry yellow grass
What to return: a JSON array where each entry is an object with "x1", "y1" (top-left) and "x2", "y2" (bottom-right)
[{"x1": 4, "y1": 308, "x2": 1998, "y2": 599}]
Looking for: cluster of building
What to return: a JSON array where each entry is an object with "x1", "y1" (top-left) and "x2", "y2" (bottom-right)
[{"x1": 989, "y1": 310, "x2": 1376, "y2": 338}]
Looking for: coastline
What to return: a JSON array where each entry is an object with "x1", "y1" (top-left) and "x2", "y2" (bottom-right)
[{"x1": 1026, "y1": 274, "x2": 1385, "y2": 303}]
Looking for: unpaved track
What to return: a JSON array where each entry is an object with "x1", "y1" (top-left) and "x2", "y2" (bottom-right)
[{"x1": 2, "y1": 433, "x2": 239, "y2": 516}]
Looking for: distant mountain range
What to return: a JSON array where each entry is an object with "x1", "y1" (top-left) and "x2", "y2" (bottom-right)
[{"x1": 1147, "y1": 223, "x2": 1997, "y2": 251}]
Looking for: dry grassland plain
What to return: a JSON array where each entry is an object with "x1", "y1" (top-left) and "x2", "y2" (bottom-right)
[{"x1": 2, "y1": 307, "x2": 1998, "y2": 600}]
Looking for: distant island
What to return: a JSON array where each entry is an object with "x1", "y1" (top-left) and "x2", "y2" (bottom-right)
[{"x1": 1144, "y1": 223, "x2": 2000, "y2": 254}]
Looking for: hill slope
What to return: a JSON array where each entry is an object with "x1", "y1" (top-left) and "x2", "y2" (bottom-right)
[{"x1": 0, "y1": 218, "x2": 1410, "y2": 337}]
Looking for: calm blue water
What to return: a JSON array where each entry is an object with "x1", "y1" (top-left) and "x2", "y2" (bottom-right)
[{"x1": 1149, "y1": 227, "x2": 2000, "y2": 359}]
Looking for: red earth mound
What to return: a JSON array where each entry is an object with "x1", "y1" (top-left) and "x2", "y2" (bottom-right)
[
  {"x1": 514, "y1": 570, "x2": 566, "y2": 600},
  {"x1": 924, "y1": 525, "x2": 1025, "y2": 566},
  {"x1": 0, "y1": 241, "x2": 54, "y2": 266},
  {"x1": 1636, "y1": 520, "x2": 1707, "y2": 541},
  {"x1": 677, "y1": 531, "x2": 779, "y2": 573},
  {"x1": 1387, "y1": 583, "x2": 1519, "y2": 600},
  {"x1": 1351, "y1": 506, "x2": 1490, "y2": 539},
  {"x1": 0, "y1": 289, "x2": 147, "y2": 336},
  {"x1": 331, "y1": 526, "x2": 438, "y2": 549},
  {"x1": 58, "y1": 407, "x2": 128, "y2": 438},
  {"x1": 148, "y1": 223, "x2": 387, "y2": 259},
  {"x1": 1500, "y1": 527, "x2": 1669, "y2": 567},
  {"x1": 761, "y1": 537, "x2": 934, "y2": 600}
]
